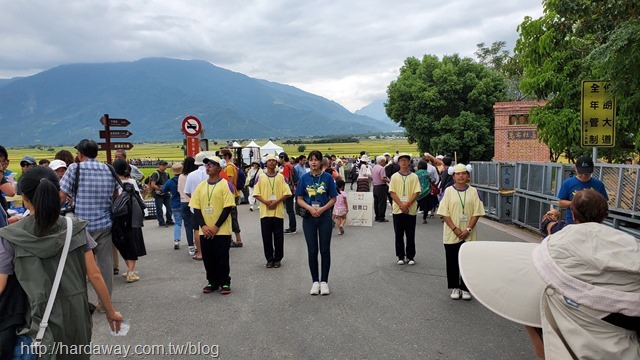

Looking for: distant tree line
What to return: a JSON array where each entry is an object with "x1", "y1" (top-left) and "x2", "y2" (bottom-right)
[{"x1": 283, "y1": 137, "x2": 360, "y2": 145}]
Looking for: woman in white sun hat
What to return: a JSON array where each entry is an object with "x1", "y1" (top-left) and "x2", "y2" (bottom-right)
[{"x1": 436, "y1": 163, "x2": 485, "y2": 301}]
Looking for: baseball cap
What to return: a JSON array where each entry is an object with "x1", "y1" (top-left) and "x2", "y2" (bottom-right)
[
  {"x1": 203, "y1": 155, "x2": 222, "y2": 166},
  {"x1": 20, "y1": 156, "x2": 36, "y2": 167},
  {"x1": 49, "y1": 159, "x2": 67, "y2": 171},
  {"x1": 459, "y1": 223, "x2": 640, "y2": 328},
  {"x1": 575, "y1": 156, "x2": 594, "y2": 174},
  {"x1": 279, "y1": 152, "x2": 288, "y2": 158},
  {"x1": 397, "y1": 153, "x2": 411, "y2": 161},
  {"x1": 158, "y1": 160, "x2": 169, "y2": 165},
  {"x1": 383, "y1": 152, "x2": 391, "y2": 157}
]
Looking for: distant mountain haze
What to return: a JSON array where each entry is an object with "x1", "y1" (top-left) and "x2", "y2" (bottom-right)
[
  {"x1": 354, "y1": 99, "x2": 399, "y2": 129},
  {"x1": 0, "y1": 58, "x2": 397, "y2": 146}
]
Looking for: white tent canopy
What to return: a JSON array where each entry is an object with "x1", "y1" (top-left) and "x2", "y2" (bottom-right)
[
  {"x1": 260, "y1": 141, "x2": 284, "y2": 158},
  {"x1": 242, "y1": 141, "x2": 262, "y2": 164},
  {"x1": 232, "y1": 141, "x2": 242, "y2": 147}
]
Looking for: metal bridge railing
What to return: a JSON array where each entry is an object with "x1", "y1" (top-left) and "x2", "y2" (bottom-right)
[{"x1": 471, "y1": 161, "x2": 640, "y2": 238}]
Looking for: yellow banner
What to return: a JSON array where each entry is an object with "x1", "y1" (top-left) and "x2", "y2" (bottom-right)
[{"x1": 581, "y1": 81, "x2": 615, "y2": 147}]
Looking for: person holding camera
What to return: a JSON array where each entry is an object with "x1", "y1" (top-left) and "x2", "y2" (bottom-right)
[{"x1": 150, "y1": 160, "x2": 174, "y2": 228}]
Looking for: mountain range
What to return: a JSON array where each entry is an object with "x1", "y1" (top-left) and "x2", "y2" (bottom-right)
[{"x1": 0, "y1": 58, "x2": 398, "y2": 146}]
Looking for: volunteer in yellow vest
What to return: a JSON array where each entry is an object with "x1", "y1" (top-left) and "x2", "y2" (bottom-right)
[
  {"x1": 189, "y1": 155, "x2": 236, "y2": 295},
  {"x1": 388, "y1": 153, "x2": 421, "y2": 265},
  {"x1": 252, "y1": 154, "x2": 292, "y2": 268},
  {"x1": 220, "y1": 149, "x2": 243, "y2": 247},
  {"x1": 436, "y1": 163, "x2": 485, "y2": 301}
]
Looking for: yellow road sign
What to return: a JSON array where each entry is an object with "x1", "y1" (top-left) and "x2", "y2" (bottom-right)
[{"x1": 581, "y1": 80, "x2": 615, "y2": 147}]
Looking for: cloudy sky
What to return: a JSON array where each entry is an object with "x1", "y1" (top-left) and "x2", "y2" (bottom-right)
[{"x1": 0, "y1": 0, "x2": 543, "y2": 112}]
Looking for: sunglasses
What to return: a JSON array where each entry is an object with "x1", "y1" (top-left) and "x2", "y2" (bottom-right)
[
  {"x1": 20, "y1": 161, "x2": 35, "y2": 167},
  {"x1": 205, "y1": 162, "x2": 220, "y2": 168}
]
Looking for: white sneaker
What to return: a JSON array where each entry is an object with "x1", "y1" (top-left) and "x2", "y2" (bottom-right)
[
  {"x1": 320, "y1": 282, "x2": 330, "y2": 295},
  {"x1": 450, "y1": 288, "x2": 461, "y2": 300},
  {"x1": 407, "y1": 259, "x2": 416, "y2": 265},
  {"x1": 461, "y1": 290, "x2": 472, "y2": 300},
  {"x1": 397, "y1": 259, "x2": 405, "y2": 265},
  {"x1": 188, "y1": 246, "x2": 197, "y2": 256},
  {"x1": 249, "y1": 206, "x2": 254, "y2": 211},
  {"x1": 310, "y1": 282, "x2": 320, "y2": 295}
]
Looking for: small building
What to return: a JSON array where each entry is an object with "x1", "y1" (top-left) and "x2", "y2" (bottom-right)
[{"x1": 493, "y1": 101, "x2": 550, "y2": 162}]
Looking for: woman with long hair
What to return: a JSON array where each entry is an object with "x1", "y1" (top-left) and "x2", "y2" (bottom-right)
[
  {"x1": 179, "y1": 156, "x2": 198, "y2": 256},
  {"x1": 295, "y1": 150, "x2": 338, "y2": 295},
  {"x1": 112, "y1": 158, "x2": 147, "y2": 283},
  {"x1": 0, "y1": 166, "x2": 122, "y2": 356}
]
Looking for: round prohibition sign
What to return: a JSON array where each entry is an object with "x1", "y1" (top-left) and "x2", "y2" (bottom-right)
[{"x1": 182, "y1": 116, "x2": 202, "y2": 137}]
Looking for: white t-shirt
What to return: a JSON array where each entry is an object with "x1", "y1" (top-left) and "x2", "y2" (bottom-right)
[{"x1": 184, "y1": 166, "x2": 207, "y2": 196}]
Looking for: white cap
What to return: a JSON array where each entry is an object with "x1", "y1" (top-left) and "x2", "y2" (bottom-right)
[{"x1": 49, "y1": 159, "x2": 67, "y2": 170}]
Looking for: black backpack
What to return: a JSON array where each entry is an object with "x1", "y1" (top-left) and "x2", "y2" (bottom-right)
[{"x1": 235, "y1": 165, "x2": 247, "y2": 192}]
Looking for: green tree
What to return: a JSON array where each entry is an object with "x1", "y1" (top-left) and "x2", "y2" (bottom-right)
[
  {"x1": 476, "y1": 41, "x2": 528, "y2": 101},
  {"x1": 297, "y1": 144, "x2": 306, "y2": 153},
  {"x1": 515, "y1": 0, "x2": 640, "y2": 162},
  {"x1": 385, "y1": 54, "x2": 507, "y2": 163}
]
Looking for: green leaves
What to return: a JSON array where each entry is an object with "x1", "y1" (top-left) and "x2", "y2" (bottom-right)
[
  {"x1": 386, "y1": 54, "x2": 506, "y2": 163},
  {"x1": 515, "y1": 0, "x2": 640, "y2": 160}
]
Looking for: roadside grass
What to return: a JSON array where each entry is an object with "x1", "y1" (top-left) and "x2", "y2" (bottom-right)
[{"x1": 4, "y1": 139, "x2": 418, "y2": 174}]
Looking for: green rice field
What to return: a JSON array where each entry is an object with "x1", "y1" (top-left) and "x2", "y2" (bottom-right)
[{"x1": 4, "y1": 139, "x2": 419, "y2": 175}]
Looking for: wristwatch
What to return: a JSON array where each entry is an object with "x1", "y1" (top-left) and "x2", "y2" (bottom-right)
[{"x1": 466, "y1": 227, "x2": 473, "y2": 233}]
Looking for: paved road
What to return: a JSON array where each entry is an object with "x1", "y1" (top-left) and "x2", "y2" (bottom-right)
[{"x1": 90, "y1": 197, "x2": 540, "y2": 359}]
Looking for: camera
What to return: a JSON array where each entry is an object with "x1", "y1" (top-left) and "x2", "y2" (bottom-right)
[{"x1": 60, "y1": 205, "x2": 75, "y2": 216}]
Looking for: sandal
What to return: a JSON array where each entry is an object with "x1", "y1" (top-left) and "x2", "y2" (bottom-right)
[{"x1": 192, "y1": 255, "x2": 203, "y2": 261}]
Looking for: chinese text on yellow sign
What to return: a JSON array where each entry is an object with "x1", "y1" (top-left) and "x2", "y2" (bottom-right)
[{"x1": 581, "y1": 81, "x2": 615, "y2": 147}]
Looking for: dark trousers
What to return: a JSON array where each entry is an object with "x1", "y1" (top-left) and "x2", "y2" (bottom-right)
[
  {"x1": 154, "y1": 194, "x2": 172, "y2": 225},
  {"x1": 180, "y1": 202, "x2": 194, "y2": 247},
  {"x1": 261, "y1": 217, "x2": 284, "y2": 262},
  {"x1": 444, "y1": 241, "x2": 467, "y2": 290},
  {"x1": 231, "y1": 197, "x2": 241, "y2": 233},
  {"x1": 302, "y1": 213, "x2": 333, "y2": 282},
  {"x1": 393, "y1": 213, "x2": 416, "y2": 260},
  {"x1": 284, "y1": 196, "x2": 297, "y2": 231},
  {"x1": 373, "y1": 184, "x2": 388, "y2": 220},
  {"x1": 200, "y1": 234, "x2": 231, "y2": 287}
]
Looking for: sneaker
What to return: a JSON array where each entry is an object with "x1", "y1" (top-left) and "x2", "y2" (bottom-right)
[
  {"x1": 249, "y1": 206, "x2": 254, "y2": 211},
  {"x1": 159, "y1": 223, "x2": 167, "y2": 227},
  {"x1": 122, "y1": 270, "x2": 138, "y2": 278},
  {"x1": 310, "y1": 282, "x2": 320, "y2": 295},
  {"x1": 284, "y1": 229, "x2": 297, "y2": 235},
  {"x1": 188, "y1": 246, "x2": 197, "y2": 256},
  {"x1": 407, "y1": 259, "x2": 416, "y2": 265},
  {"x1": 174, "y1": 241, "x2": 180, "y2": 250},
  {"x1": 126, "y1": 273, "x2": 140, "y2": 283},
  {"x1": 230, "y1": 241, "x2": 243, "y2": 248},
  {"x1": 273, "y1": 261, "x2": 281, "y2": 268},
  {"x1": 113, "y1": 268, "x2": 119, "y2": 275},
  {"x1": 423, "y1": 219, "x2": 428, "y2": 224},
  {"x1": 461, "y1": 290, "x2": 472, "y2": 301},
  {"x1": 397, "y1": 259, "x2": 405, "y2": 265},
  {"x1": 380, "y1": 218, "x2": 389, "y2": 222},
  {"x1": 166, "y1": 221, "x2": 175, "y2": 226},
  {"x1": 266, "y1": 262, "x2": 274, "y2": 268},
  {"x1": 320, "y1": 282, "x2": 330, "y2": 295},
  {"x1": 450, "y1": 288, "x2": 461, "y2": 300},
  {"x1": 339, "y1": 228, "x2": 345, "y2": 235},
  {"x1": 220, "y1": 285, "x2": 231, "y2": 295},
  {"x1": 202, "y1": 283, "x2": 218, "y2": 294}
]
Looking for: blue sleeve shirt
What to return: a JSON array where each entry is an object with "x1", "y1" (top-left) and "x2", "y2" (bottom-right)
[
  {"x1": 557, "y1": 176, "x2": 608, "y2": 224},
  {"x1": 294, "y1": 172, "x2": 338, "y2": 207}
]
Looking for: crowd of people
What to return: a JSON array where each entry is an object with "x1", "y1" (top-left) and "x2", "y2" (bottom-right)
[{"x1": 0, "y1": 139, "x2": 637, "y2": 358}]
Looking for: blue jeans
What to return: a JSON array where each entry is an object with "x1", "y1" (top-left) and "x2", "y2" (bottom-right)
[
  {"x1": 302, "y1": 212, "x2": 333, "y2": 282},
  {"x1": 172, "y1": 207, "x2": 182, "y2": 241},
  {"x1": 180, "y1": 202, "x2": 194, "y2": 247}
]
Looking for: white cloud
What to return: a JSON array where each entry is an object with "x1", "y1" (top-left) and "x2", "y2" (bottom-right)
[{"x1": 0, "y1": 0, "x2": 543, "y2": 111}]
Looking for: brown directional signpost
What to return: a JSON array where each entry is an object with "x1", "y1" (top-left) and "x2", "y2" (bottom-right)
[{"x1": 99, "y1": 114, "x2": 133, "y2": 164}]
